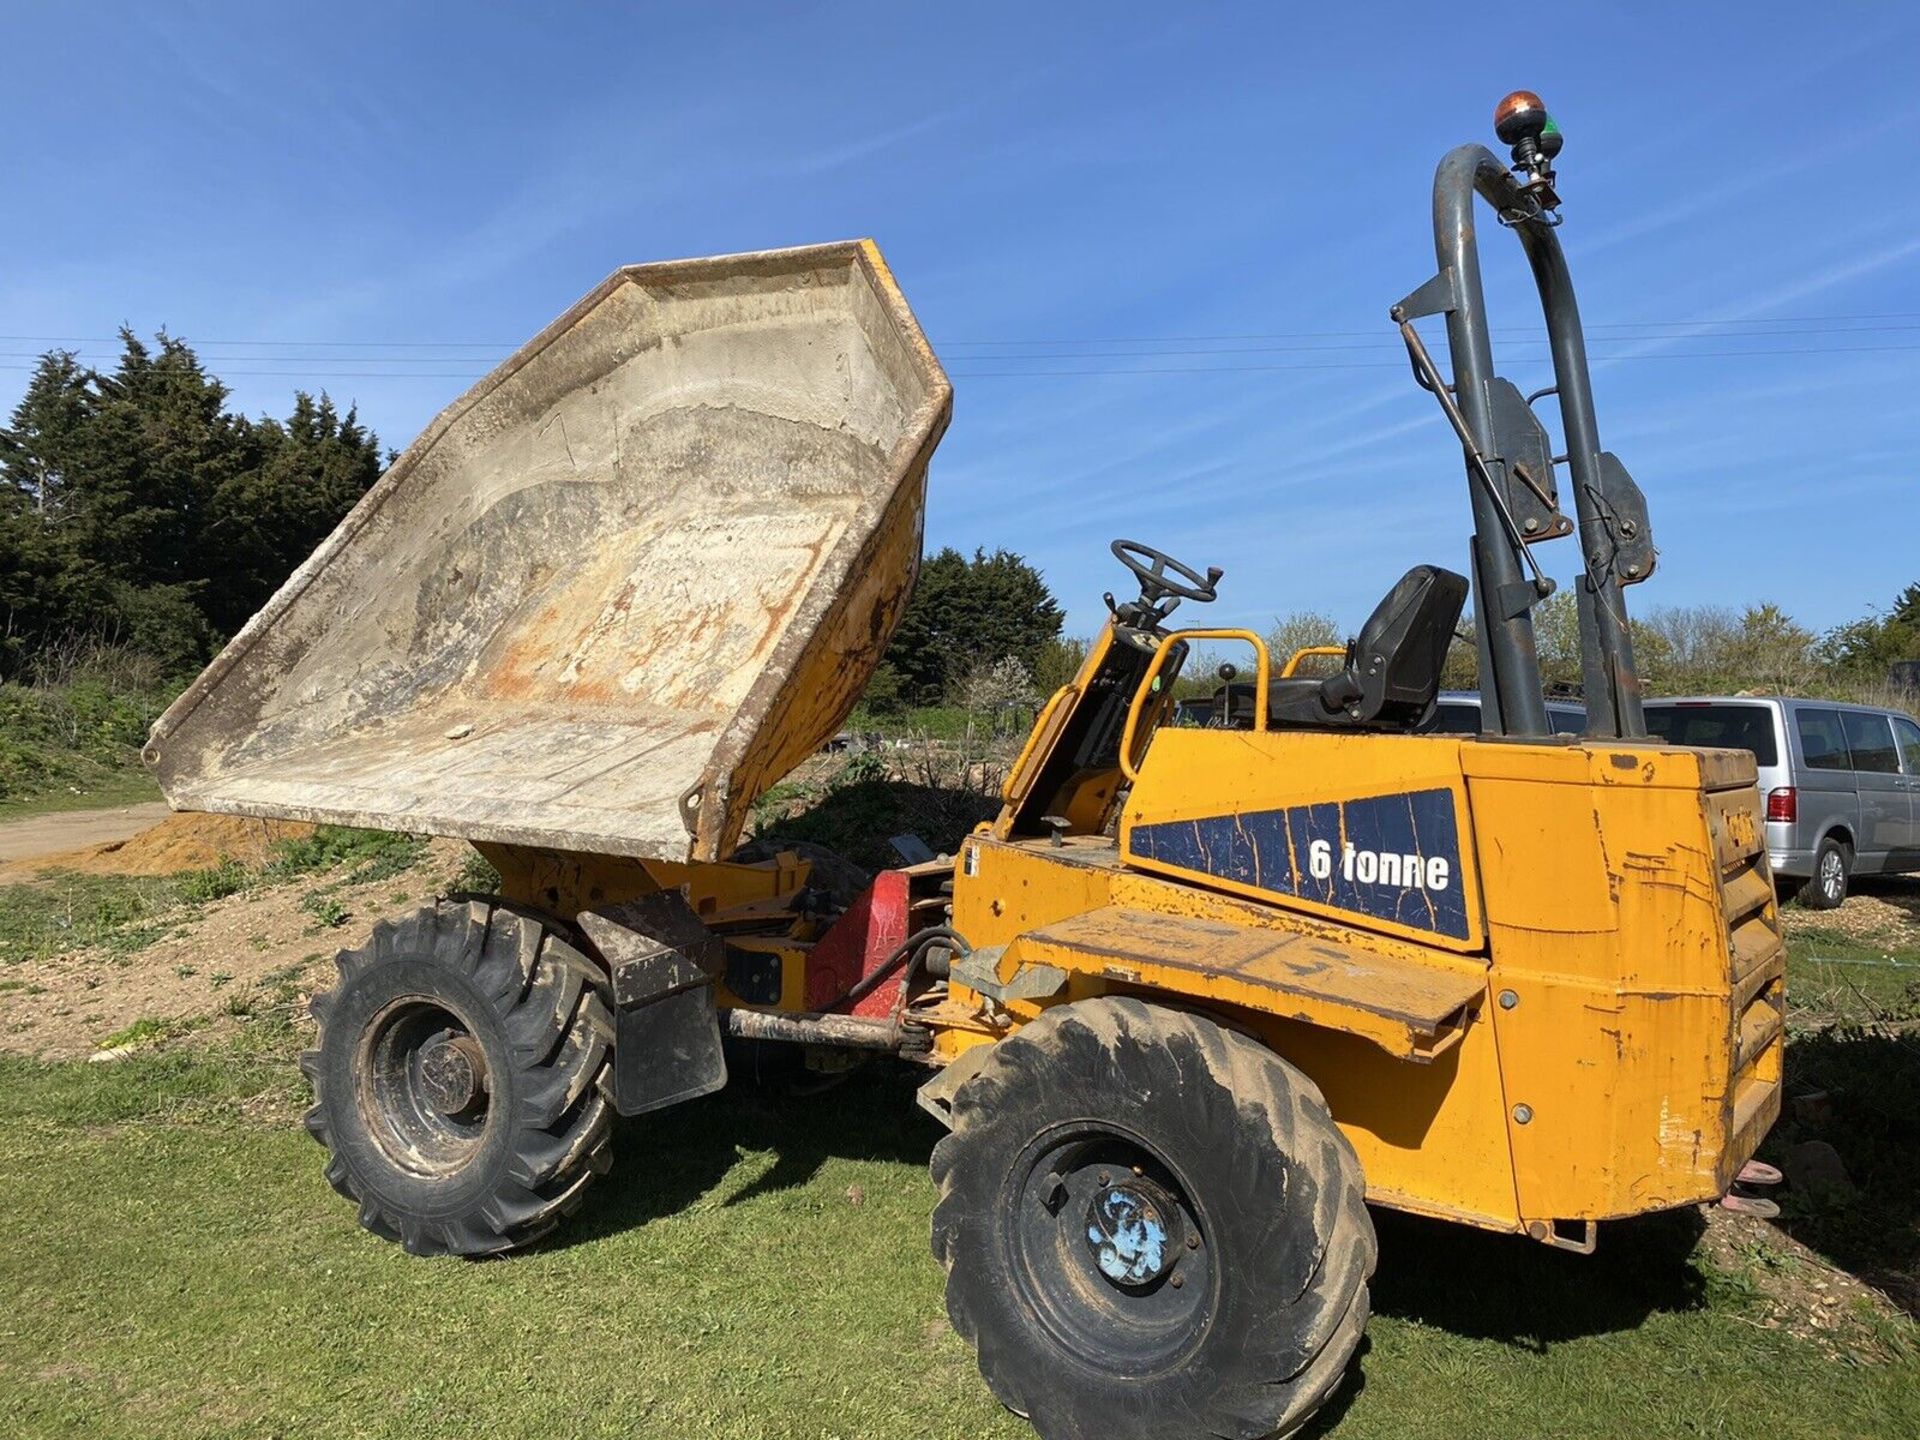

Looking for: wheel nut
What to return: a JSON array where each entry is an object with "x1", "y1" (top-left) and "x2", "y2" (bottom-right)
[
  {"x1": 1170, "y1": 1273, "x2": 1184, "y2": 1289},
  {"x1": 1186, "y1": 1233, "x2": 1200, "y2": 1250}
]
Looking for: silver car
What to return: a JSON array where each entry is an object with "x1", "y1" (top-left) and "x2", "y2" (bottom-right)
[
  {"x1": 1644, "y1": 696, "x2": 1920, "y2": 908},
  {"x1": 1420, "y1": 691, "x2": 1587, "y2": 735}
]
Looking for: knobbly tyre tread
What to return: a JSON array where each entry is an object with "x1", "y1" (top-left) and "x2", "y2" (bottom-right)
[
  {"x1": 301, "y1": 898, "x2": 614, "y2": 1257},
  {"x1": 930, "y1": 996, "x2": 1377, "y2": 1440}
]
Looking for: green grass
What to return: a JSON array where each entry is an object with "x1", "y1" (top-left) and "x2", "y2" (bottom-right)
[
  {"x1": 0, "y1": 1034, "x2": 1916, "y2": 1439},
  {"x1": 0, "y1": 826, "x2": 426, "y2": 965},
  {"x1": 94, "y1": 1015, "x2": 202, "y2": 1052},
  {"x1": 1789, "y1": 943, "x2": 1920, "y2": 1012},
  {"x1": 0, "y1": 678, "x2": 170, "y2": 815},
  {"x1": 260, "y1": 826, "x2": 422, "y2": 886},
  {"x1": 1765, "y1": 913, "x2": 1920, "y2": 1309},
  {"x1": 0, "y1": 857, "x2": 1915, "y2": 1434},
  {"x1": 298, "y1": 890, "x2": 351, "y2": 929},
  {"x1": 845, "y1": 703, "x2": 977, "y2": 740},
  {"x1": 0, "y1": 870, "x2": 197, "y2": 962},
  {"x1": 0, "y1": 765, "x2": 162, "y2": 820}
]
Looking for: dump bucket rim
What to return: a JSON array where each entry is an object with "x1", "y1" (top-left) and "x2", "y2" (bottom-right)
[{"x1": 144, "y1": 239, "x2": 953, "y2": 794}]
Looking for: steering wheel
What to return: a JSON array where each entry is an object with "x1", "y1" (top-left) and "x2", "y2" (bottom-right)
[{"x1": 1110, "y1": 539, "x2": 1222, "y2": 604}]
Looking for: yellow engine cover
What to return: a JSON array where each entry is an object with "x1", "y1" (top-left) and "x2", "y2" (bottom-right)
[{"x1": 945, "y1": 725, "x2": 1785, "y2": 1239}]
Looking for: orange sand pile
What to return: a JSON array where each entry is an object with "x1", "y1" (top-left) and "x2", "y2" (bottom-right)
[{"x1": 16, "y1": 812, "x2": 315, "y2": 877}]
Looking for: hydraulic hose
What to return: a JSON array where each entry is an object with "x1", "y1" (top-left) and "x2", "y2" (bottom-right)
[{"x1": 821, "y1": 924, "x2": 970, "y2": 1014}]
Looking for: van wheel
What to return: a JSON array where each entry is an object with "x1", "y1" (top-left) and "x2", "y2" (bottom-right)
[
  {"x1": 931, "y1": 997, "x2": 1375, "y2": 1440},
  {"x1": 1799, "y1": 837, "x2": 1850, "y2": 910}
]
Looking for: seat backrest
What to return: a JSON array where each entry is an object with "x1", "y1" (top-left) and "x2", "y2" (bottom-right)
[
  {"x1": 1273, "y1": 565, "x2": 1467, "y2": 730},
  {"x1": 1346, "y1": 564, "x2": 1469, "y2": 722}
]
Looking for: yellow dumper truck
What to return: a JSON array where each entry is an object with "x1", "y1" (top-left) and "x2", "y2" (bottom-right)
[{"x1": 146, "y1": 94, "x2": 1783, "y2": 1440}]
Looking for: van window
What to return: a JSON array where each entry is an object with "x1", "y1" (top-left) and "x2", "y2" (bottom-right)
[
  {"x1": 1547, "y1": 708, "x2": 1585, "y2": 735},
  {"x1": 1644, "y1": 704, "x2": 1779, "y2": 765},
  {"x1": 1896, "y1": 715, "x2": 1920, "y2": 775},
  {"x1": 1427, "y1": 701, "x2": 1480, "y2": 734},
  {"x1": 1840, "y1": 711, "x2": 1900, "y2": 774},
  {"x1": 1795, "y1": 708, "x2": 1851, "y2": 771}
]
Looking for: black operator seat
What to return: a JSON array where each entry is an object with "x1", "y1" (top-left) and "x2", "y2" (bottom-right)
[{"x1": 1268, "y1": 565, "x2": 1469, "y2": 731}]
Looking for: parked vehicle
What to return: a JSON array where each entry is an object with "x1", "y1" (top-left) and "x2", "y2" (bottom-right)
[
  {"x1": 1644, "y1": 697, "x2": 1920, "y2": 908},
  {"x1": 1170, "y1": 681, "x2": 1259, "y2": 727},
  {"x1": 1422, "y1": 690, "x2": 1585, "y2": 735},
  {"x1": 1171, "y1": 695, "x2": 1217, "y2": 726}
]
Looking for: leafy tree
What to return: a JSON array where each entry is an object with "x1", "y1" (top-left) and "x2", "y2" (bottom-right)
[
  {"x1": 1718, "y1": 603, "x2": 1819, "y2": 693},
  {"x1": 205, "y1": 392, "x2": 383, "y2": 634},
  {"x1": 870, "y1": 547, "x2": 1064, "y2": 708},
  {"x1": 957, "y1": 656, "x2": 1041, "y2": 733},
  {"x1": 1031, "y1": 635, "x2": 1090, "y2": 696},
  {"x1": 1820, "y1": 582, "x2": 1920, "y2": 681},
  {"x1": 1266, "y1": 610, "x2": 1343, "y2": 671},
  {"x1": 0, "y1": 500, "x2": 75, "y2": 677},
  {"x1": 1631, "y1": 602, "x2": 1820, "y2": 694},
  {"x1": 0, "y1": 352, "x2": 94, "y2": 517},
  {"x1": 0, "y1": 332, "x2": 384, "y2": 680},
  {"x1": 0, "y1": 353, "x2": 107, "y2": 668},
  {"x1": 1529, "y1": 590, "x2": 1583, "y2": 689},
  {"x1": 1440, "y1": 612, "x2": 1479, "y2": 691}
]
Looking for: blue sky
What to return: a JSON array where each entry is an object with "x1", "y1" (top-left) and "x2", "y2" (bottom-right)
[{"x1": 4, "y1": 2, "x2": 1916, "y2": 639}]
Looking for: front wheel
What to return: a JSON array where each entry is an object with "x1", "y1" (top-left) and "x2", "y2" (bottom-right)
[
  {"x1": 931, "y1": 997, "x2": 1375, "y2": 1440},
  {"x1": 301, "y1": 898, "x2": 614, "y2": 1256}
]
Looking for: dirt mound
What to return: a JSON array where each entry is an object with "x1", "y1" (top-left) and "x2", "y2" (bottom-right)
[
  {"x1": 2, "y1": 836, "x2": 470, "y2": 1061},
  {"x1": 8, "y1": 811, "x2": 315, "y2": 878}
]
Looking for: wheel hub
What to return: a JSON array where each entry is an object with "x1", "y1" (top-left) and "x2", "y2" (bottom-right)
[
  {"x1": 1085, "y1": 1176, "x2": 1183, "y2": 1287},
  {"x1": 417, "y1": 1032, "x2": 487, "y2": 1116}
]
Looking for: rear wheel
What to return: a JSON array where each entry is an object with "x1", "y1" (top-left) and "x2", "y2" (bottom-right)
[
  {"x1": 931, "y1": 997, "x2": 1375, "y2": 1440},
  {"x1": 302, "y1": 898, "x2": 614, "y2": 1255},
  {"x1": 1799, "y1": 836, "x2": 1850, "y2": 910}
]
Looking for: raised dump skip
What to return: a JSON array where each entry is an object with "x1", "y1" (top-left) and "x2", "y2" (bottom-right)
[{"x1": 146, "y1": 241, "x2": 951, "y2": 862}]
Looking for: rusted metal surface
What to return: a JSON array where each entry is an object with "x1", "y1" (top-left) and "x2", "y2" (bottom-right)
[
  {"x1": 1014, "y1": 904, "x2": 1485, "y2": 1062},
  {"x1": 146, "y1": 241, "x2": 951, "y2": 863},
  {"x1": 721, "y1": 1007, "x2": 912, "y2": 1052}
]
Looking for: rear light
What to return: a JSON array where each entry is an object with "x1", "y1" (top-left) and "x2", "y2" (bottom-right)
[{"x1": 1766, "y1": 787, "x2": 1797, "y2": 823}]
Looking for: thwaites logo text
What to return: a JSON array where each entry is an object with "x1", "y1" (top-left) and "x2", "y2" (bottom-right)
[{"x1": 1129, "y1": 788, "x2": 1468, "y2": 938}]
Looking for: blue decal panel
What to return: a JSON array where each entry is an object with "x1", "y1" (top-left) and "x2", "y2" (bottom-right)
[{"x1": 1128, "y1": 788, "x2": 1470, "y2": 939}]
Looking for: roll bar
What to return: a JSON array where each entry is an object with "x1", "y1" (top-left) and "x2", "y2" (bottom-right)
[{"x1": 1392, "y1": 96, "x2": 1651, "y2": 739}]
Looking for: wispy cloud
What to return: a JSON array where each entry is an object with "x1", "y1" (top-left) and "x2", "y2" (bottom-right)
[
  {"x1": 1596, "y1": 232, "x2": 1920, "y2": 367},
  {"x1": 1571, "y1": 104, "x2": 1920, "y2": 262}
]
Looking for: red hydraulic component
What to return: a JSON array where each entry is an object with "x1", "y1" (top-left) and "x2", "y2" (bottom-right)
[{"x1": 804, "y1": 870, "x2": 912, "y2": 1019}]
